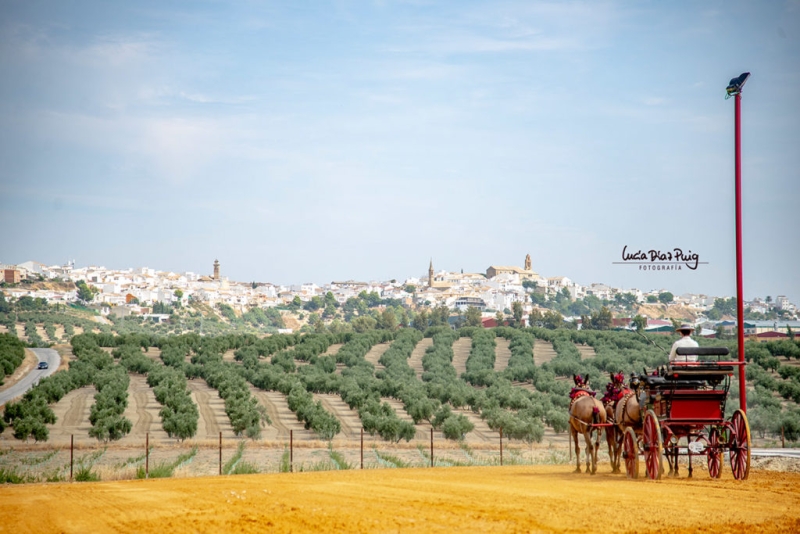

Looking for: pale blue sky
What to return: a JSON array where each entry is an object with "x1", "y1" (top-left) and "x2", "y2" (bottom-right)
[{"x1": 1, "y1": 1, "x2": 798, "y2": 303}]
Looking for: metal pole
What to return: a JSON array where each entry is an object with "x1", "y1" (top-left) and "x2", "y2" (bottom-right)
[
  {"x1": 219, "y1": 432, "x2": 222, "y2": 475},
  {"x1": 430, "y1": 428, "x2": 434, "y2": 468},
  {"x1": 70, "y1": 435, "x2": 74, "y2": 481},
  {"x1": 500, "y1": 427, "x2": 503, "y2": 466},
  {"x1": 290, "y1": 429, "x2": 293, "y2": 473},
  {"x1": 735, "y1": 92, "x2": 747, "y2": 413},
  {"x1": 146, "y1": 432, "x2": 149, "y2": 479},
  {"x1": 360, "y1": 428, "x2": 364, "y2": 470}
]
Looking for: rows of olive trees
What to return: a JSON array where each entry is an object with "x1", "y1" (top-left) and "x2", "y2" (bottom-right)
[
  {"x1": 0, "y1": 333, "x2": 25, "y2": 385},
  {"x1": 461, "y1": 327, "x2": 496, "y2": 386},
  {"x1": 111, "y1": 342, "x2": 200, "y2": 441},
  {"x1": 419, "y1": 329, "x2": 475, "y2": 440},
  {"x1": 377, "y1": 328, "x2": 438, "y2": 424},
  {"x1": 2, "y1": 334, "x2": 119, "y2": 441},
  {"x1": 88, "y1": 365, "x2": 132, "y2": 441},
  {"x1": 333, "y1": 331, "x2": 416, "y2": 442}
]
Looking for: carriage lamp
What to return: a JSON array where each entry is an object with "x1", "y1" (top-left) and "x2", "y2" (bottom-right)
[{"x1": 725, "y1": 72, "x2": 750, "y2": 98}]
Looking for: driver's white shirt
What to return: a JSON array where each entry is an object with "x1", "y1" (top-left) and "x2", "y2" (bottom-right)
[{"x1": 669, "y1": 336, "x2": 699, "y2": 362}]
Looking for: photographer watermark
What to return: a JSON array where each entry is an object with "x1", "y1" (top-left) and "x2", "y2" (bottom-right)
[{"x1": 613, "y1": 246, "x2": 708, "y2": 271}]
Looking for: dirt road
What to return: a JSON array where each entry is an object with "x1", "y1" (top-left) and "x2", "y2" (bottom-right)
[{"x1": 1, "y1": 465, "x2": 797, "y2": 533}]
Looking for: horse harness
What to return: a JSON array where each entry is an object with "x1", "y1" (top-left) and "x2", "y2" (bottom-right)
[
  {"x1": 568, "y1": 390, "x2": 592, "y2": 412},
  {"x1": 616, "y1": 391, "x2": 636, "y2": 426},
  {"x1": 569, "y1": 390, "x2": 600, "y2": 429}
]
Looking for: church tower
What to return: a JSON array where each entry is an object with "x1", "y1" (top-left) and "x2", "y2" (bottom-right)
[
  {"x1": 428, "y1": 259, "x2": 434, "y2": 288},
  {"x1": 213, "y1": 259, "x2": 220, "y2": 280},
  {"x1": 524, "y1": 253, "x2": 532, "y2": 271}
]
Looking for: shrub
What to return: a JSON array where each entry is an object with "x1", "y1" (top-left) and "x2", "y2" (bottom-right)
[{"x1": 0, "y1": 333, "x2": 26, "y2": 382}]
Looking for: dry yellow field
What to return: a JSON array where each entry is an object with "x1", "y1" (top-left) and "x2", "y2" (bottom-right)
[{"x1": 2, "y1": 465, "x2": 799, "y2": 533}]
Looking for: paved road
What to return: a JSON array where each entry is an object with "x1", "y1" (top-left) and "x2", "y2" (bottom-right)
[
  {"x1": 0, "y1": 348, "x2": 61, "y2": 406},
  {"x1": 752, "y1": 448, "x2": 800, "y2": 459}
]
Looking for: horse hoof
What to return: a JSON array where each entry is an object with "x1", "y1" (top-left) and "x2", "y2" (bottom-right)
[{"x1": 574, "y1": 468, "x2": 581, "y2": 474}]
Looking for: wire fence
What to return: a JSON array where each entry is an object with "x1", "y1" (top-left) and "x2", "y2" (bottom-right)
[{"x1": 0, "y1": 429, "x2": 573, "y2": 484}]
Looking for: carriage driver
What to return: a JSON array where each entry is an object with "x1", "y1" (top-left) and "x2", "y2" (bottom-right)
[{"x1": 668, "y1": 323, "x2": 699, "y2": 363}]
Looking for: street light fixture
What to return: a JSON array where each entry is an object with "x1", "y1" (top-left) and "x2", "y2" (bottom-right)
[
  {"x1": 726, "y1": 72, "x2": 750, "y2": 412},
  {"x1": 725, "y1": 72, "x2": 750, "y2": 98}
]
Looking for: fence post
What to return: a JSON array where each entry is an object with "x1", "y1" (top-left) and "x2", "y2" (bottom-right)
[
  {"x1": 360, "y1": 428, "x2": 364, "y2": 470},
  {"x1": 500, "y1": 427, "x2": 503, "y2": 466},
  {"x1": 219, "y1": 432, "x2": 222, "y2": 475},
  {"x1": 70, "y1": 435, "x2": 74, "y2": 481},
  {"x1": 290, "y1": 429, "x2": 294, "y2": 473},
  {"x1": 146, "y1": 432, "x2": 149, "y2": 479},
  {"x1": 430, "y1": 427, "x2": 434, "y2": 468},
  {"x1": 782, "y1": 426, "x2": 785, "y2": 448}
]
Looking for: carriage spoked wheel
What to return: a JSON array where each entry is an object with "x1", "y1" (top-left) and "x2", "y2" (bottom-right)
[
  {"x1": 707, "y1": 427, "x2": 723, "y2": 479},
  {"x1": 623, "y1": 427, "x2": 639, "y2": 479},
  {"x1": 729, "y1": 409, "x2": 751, "y2": 480},
  {"x1": 642, "y1": 410, "x2": 663, "y2": 481}
]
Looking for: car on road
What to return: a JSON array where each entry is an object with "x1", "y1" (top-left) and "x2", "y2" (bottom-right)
[{"x1": 37, "y1": 362, "x2": 49, "y2": 370}]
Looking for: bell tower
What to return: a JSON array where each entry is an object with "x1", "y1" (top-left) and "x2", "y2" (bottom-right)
[
  {"x1": 428, "y1": 259, "x2": 434, "y2": 288},
  {"x1": 213, "y1": 259, "x2": 220, "y2": 280},
  {"x1": 524, "y1": 253, "x2": 531, "y2": 271}
]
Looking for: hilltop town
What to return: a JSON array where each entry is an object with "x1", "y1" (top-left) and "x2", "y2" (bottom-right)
[{"x1": 1, "y1": 255, "x2": 797, "y2": 338}]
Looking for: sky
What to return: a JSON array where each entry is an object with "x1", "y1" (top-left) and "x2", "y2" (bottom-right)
[{"x1": 0, "y1": 1, "x2": 798, "y2": 304}]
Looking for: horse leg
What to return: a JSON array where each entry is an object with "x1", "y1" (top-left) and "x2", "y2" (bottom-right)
[
  {"x1": 572, "y1": 427, "x2": 581, "y2": 473},
  {"x1": 606, "y1": 428, "x2": 617, "y2": 474},
  {"x1": 583, "y1": 430, "x2": 594, "y2": 474},
  {"x1": 613, "y1": 429, "x2": 623, "y2": 474},
  {"x1": 666, "y1": 447, "x2": 675, "y2": 476},
  {"x1": 594, "y1": 429, "x2": 602, "y2": 475}
]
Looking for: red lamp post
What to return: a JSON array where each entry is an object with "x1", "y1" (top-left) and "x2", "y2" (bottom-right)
[{"x1": 726, "y1": 72, "x2": 750, "y2": 412}]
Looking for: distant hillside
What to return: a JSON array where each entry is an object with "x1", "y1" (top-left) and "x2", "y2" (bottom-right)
[
  {"x1": 635, "y1": 303, "x2": 697, "y2": 321},
  {"x1": 25, "y1": 282, "x2": 77, "y2": 292}
]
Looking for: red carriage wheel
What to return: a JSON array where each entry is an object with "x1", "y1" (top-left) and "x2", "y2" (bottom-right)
[
  {"x1": 729, "y1": 409, "x2": 751, "y2": 480},
  {"x1": 707, "y1": 427, "x2": 723, "y2": 479},
  {"x1": 623, "y1": 427, "x2": 639, "y2": 479},
  {"x1": 643, "y1": 410, "x2": 663, "y2": 481}
]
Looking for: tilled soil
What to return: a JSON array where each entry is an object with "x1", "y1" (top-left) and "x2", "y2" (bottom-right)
[
  {"x1": 408, "y1": 337, "x2": 433, "y2": 380},
  {"x1": 187, "y1": 378, "x2": 234, "y2": 439},
  {"x1": 533, "y1": 340, "x2": 557, "y2": 365},
  {"x1": 1, "y1": 465, "x2": 797, "y2": 533},
  {"x1": 494, "y1": 337, "x2": 513, "y2": 372},
  {"x1": 362, "y1": 342, "x2": 390, "y2": 372},
  {"x1": 451, "y1": 337, "x2": 472, "y2": 378}
]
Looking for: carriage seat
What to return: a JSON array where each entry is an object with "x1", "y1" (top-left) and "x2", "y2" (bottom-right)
[
  {"x1": 671, "y1": 347, "x2": 733, "y2": 382},
  {"x1": 641, "y1": 374, "x2": 705, "y2": 389},
  {"x1": 642, "y1": 375, "x2": 666, "y2": 387},
  {"x1": 675, "y1": 346, "x2": 730, "y2": 358}
]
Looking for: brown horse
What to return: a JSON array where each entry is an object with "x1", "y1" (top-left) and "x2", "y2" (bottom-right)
[{"x1": 569, "y1": 393, "x2": 607, "y2": 474}]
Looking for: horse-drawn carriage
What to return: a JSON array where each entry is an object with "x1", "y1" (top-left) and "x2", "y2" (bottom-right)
[
  {"x1": 569, "y1": 346, "x2": 751, "y2": 481},
  {"x1": 619, "y1": 346, "x2": 750, "y2": 480}
]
